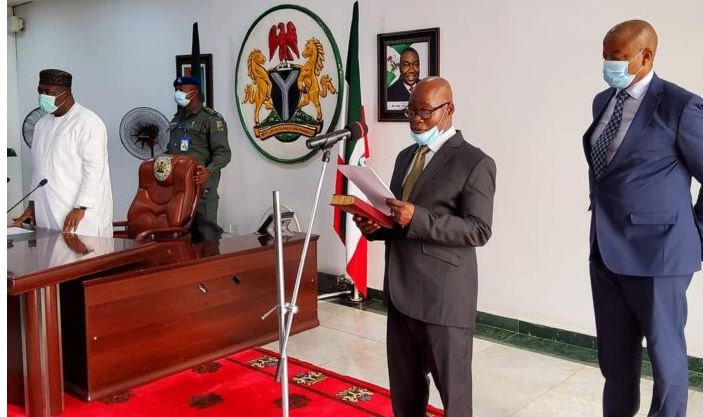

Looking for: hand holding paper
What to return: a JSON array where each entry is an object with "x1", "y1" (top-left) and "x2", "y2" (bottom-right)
[
  {"x1": 332, "y1": 165, "x2": 395, "y2": 229},
  {"x1": 336, "y1": 165, "x2": 394, "y2": 215},
  {"x1": 386, "y1": 198, "x2": 414, "y2": 227}
]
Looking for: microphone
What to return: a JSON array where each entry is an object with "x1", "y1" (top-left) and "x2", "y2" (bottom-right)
[
  {"x1": 7, "y1": 179, "x2": 48, "y2": 213},
  {"x1": 305, "y1": 121, "x2": 368, "y2": 150}
]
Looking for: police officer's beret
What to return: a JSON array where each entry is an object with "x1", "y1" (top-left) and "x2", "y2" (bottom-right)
[{"x1": 173, "y1": 76, "x2": 200, "y2": 87}]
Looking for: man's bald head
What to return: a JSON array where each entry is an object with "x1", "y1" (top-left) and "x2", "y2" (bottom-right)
[
  {"x1": 407, "y1": 77, "x2": 454, "y2": 133},
  {"x1": 412, "y1": 77, "x2": 453, "y2": 104},
  {"x1": 605, "y1": 20, "x2": 658, "y2": 55},
  {"x1": 602, "y1": 20, "x2": 657, "y2": 88}
]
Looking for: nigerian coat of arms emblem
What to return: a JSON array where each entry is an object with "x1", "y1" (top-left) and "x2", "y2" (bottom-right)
[
  {"x1": 235, "y1": 5, "x2": 344, "y2": 163},
  {"x1": 152, "y1": 155, "x2": 172, "y2": 182}
]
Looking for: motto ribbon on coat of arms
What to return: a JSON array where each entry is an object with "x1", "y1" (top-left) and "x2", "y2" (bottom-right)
[{"x1": 236, "y1": 5, "x2": 344, "y2": 163}]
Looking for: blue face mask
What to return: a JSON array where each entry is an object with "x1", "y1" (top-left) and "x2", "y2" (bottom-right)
[
  {"x1": 409, "y1": 107, "x2": 447, "y2": 146},
  {"x1": 602, "y1": 50, "x2": 644, "y2": 89},
  {"x1": 174, "y1": 90, "x2": 191, "y2": 107},
  {"x1": 38, "y1": 91, "x2": 66, "y2": 114},
  {"x1": 410, "y1": 126, "x2": 440, "y2": 146}
]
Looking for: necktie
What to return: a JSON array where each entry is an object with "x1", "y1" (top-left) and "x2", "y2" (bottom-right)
[
  {"x1": 591, "y1": 90, "x2": 630, "y2": 180},
  {"x1": 402, "y1": 145, "x2": 430, "y2": 201}
]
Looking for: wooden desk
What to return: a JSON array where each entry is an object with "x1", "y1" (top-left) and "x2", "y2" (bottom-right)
[
  {"x1": 7, "y1": 230, "x2": 157, "y2": 417},
  {"x1": 7, "y1": 231, "x2": 318, "y2": 416}
]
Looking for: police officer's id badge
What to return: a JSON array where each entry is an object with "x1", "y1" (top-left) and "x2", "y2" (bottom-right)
[{"x1": 179, "y1": 135, "x2": 190, "y2": 151}]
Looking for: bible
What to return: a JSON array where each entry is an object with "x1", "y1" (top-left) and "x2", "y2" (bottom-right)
[{"x1": 331, "y1": 194, "x2": 394, "y2": 229}]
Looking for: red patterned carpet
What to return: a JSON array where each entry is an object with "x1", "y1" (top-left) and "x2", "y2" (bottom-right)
[{"x1": 8, "y1": 347, "x2": 444, "y2": 416}]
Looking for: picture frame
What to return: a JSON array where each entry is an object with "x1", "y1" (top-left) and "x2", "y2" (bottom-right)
[
  {"x1": 377, "y1": 28, "x2": 439, "y2": 122},
  {"x1": 175, "y1": 53, "x2": 214, "y2": 109}
]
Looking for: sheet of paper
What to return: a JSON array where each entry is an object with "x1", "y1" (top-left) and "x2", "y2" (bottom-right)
[
  {"x1": 337, "y1": 165, "x2": 394, "y2": 215},
  {"x1": 7, "y1": 226, "x2": 33, "y2": 236}
]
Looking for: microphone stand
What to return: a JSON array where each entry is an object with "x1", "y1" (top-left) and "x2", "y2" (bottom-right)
[
  {"x1": 261, "y1": 144, "x2": 334, "y2": 417},
  {"x1": 7, "y1": 179, "x2": 47, "y2": 214},
  {"x1": 8, "y1": 190, "x2": 34, "y2": 214}
]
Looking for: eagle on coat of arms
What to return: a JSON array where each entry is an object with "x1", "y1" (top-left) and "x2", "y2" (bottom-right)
[{"x1": 242, "y1": 21, "x2": 337, "y2": 142}]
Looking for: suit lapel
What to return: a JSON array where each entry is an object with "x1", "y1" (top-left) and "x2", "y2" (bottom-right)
[
  {"x1": 390, "y1": 145, "x2": 417, "y2": 198},
  {"x1": 408, "y1": 132, "x2": 463, "y2": 202},
  {"x1": 602, "y1": 74, "x2": 663, "y2": 177},
  {"x1": 583, "y1": 88, "x2": 616, "y2": 168}
]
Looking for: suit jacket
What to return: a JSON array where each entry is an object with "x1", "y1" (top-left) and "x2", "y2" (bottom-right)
[
  {"x1": 387, "y1": 78, "x2": 411, "y2": 102},
  {"x1": 368, "y1": 131, "x2": 496, "y2": 328},
  {"x1": 584, "y1": 74, "x2": 703, "y2": 277}
]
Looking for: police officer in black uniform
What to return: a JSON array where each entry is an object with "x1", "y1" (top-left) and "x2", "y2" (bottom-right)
[{"x1": 167, "y1": 76, "x2": 231, "y2": 241}]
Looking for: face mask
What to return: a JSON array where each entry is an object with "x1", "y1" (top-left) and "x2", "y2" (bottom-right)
[
  {"x1": 38, "y1": 91, "x2": 66, "y2": 114},
  {"x1": 602, "y1": 50, "x2": 644, "y2": 89},
  {"x1": 174, "y1": 90, "x2": 192, "y2": 107},
  {"x1": 409, "y1": 106, "x2": 447, "y2": 146}
]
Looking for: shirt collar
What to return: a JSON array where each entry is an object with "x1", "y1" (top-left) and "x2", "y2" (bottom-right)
[
  {"x1": 623, "y1": 68, "x2": 654, "y2": 100},
  {"x1": 175, "y1": 103, "x2": 203, "y2": 118},
  {"x1": 427, "y1": 125, "x2": 456, "y2": 153},
  {"x1": 50, "y1": 102, "x2": 78, "y2": 119}
]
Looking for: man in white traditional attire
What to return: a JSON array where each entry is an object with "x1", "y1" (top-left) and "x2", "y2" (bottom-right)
[{"x1": 13, "y1": 69, "x2": 113, "y2": 237}]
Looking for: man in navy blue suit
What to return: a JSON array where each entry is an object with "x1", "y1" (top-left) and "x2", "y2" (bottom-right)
[{"x1": 584, "y1": 20, "x2": 703, "y2": 417}]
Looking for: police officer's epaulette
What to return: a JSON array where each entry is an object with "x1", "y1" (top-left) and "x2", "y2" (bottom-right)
[{"x1": 202, "y1": 106, "x2": 223, "y2": 118}]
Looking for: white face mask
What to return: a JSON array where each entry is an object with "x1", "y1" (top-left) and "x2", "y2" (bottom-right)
[{"x1": 174, "y1": 90, "x2": 192, "y2": 107}]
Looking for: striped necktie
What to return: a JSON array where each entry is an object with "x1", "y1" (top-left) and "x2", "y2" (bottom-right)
[
  {"x1": 591, "y1": 90, "x2": 630, "y2": 180},
  {"x1": 402, "y1": 145, "x2": 430, "y2": 201}
]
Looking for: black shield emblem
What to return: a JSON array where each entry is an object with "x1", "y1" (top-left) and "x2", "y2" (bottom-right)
[{"x1": 269, "y1": 67, "x2": 301, "y2": 122}]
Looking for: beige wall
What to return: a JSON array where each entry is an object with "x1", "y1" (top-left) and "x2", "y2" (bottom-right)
[
  {"x1": 360, "y1": 0, "x2": 703, "y2": 355},
  {"x1": 9, "y1": 0, "x2": 703, "y2": 354}
]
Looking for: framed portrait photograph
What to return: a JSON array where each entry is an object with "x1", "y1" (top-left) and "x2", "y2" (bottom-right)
[
  {"x1": 377, "y1": 28, "x2": 439, "y2": 122},
  {"x1": 175, "y1": 53, "x2": 214, "y2": 108}
]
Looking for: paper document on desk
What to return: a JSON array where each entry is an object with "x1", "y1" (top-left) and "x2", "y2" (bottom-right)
[
  {"x1": 337, "y1": 165, "x2": 394, "y2": 216},
  {"x1": 7, "y1": 226, "x2": 33, "y2": 236}
]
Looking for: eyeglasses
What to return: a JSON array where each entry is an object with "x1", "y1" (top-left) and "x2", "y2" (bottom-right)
[{"x1": 403, "y1": 102, "x2": 450, "y2": 120}]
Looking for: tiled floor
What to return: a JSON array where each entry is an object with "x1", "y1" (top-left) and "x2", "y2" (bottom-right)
[{"x1": 262, "y1": 301, "x2": 703, "y2": 417}]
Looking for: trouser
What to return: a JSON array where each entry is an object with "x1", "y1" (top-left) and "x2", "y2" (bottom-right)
[
  {"x1": 191, "y1": 193, "x2": 222, "y2": 242},
  {"x1": 590, "y1": 253, "x2": 691, "y2": 417},
  {"x1": 387, "y1": 302, "x2": 474, "y2": 417}
]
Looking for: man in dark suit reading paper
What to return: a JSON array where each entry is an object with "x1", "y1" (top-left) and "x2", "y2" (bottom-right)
[{"x1": 353, "y1": 76, "x2": 497, "y2": 417}]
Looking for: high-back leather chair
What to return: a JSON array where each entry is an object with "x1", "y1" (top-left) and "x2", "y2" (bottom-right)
[{"x1": 114, "y1": 155, "x2": 203, "y2": 241}]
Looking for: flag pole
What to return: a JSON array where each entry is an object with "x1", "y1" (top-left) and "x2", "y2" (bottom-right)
[
  {"x1": 190, "y1": 22, "x2": 202, "y2": 101},
  {"x1": 350, "y1": 286, "x2": 363, "y2": 302}
]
